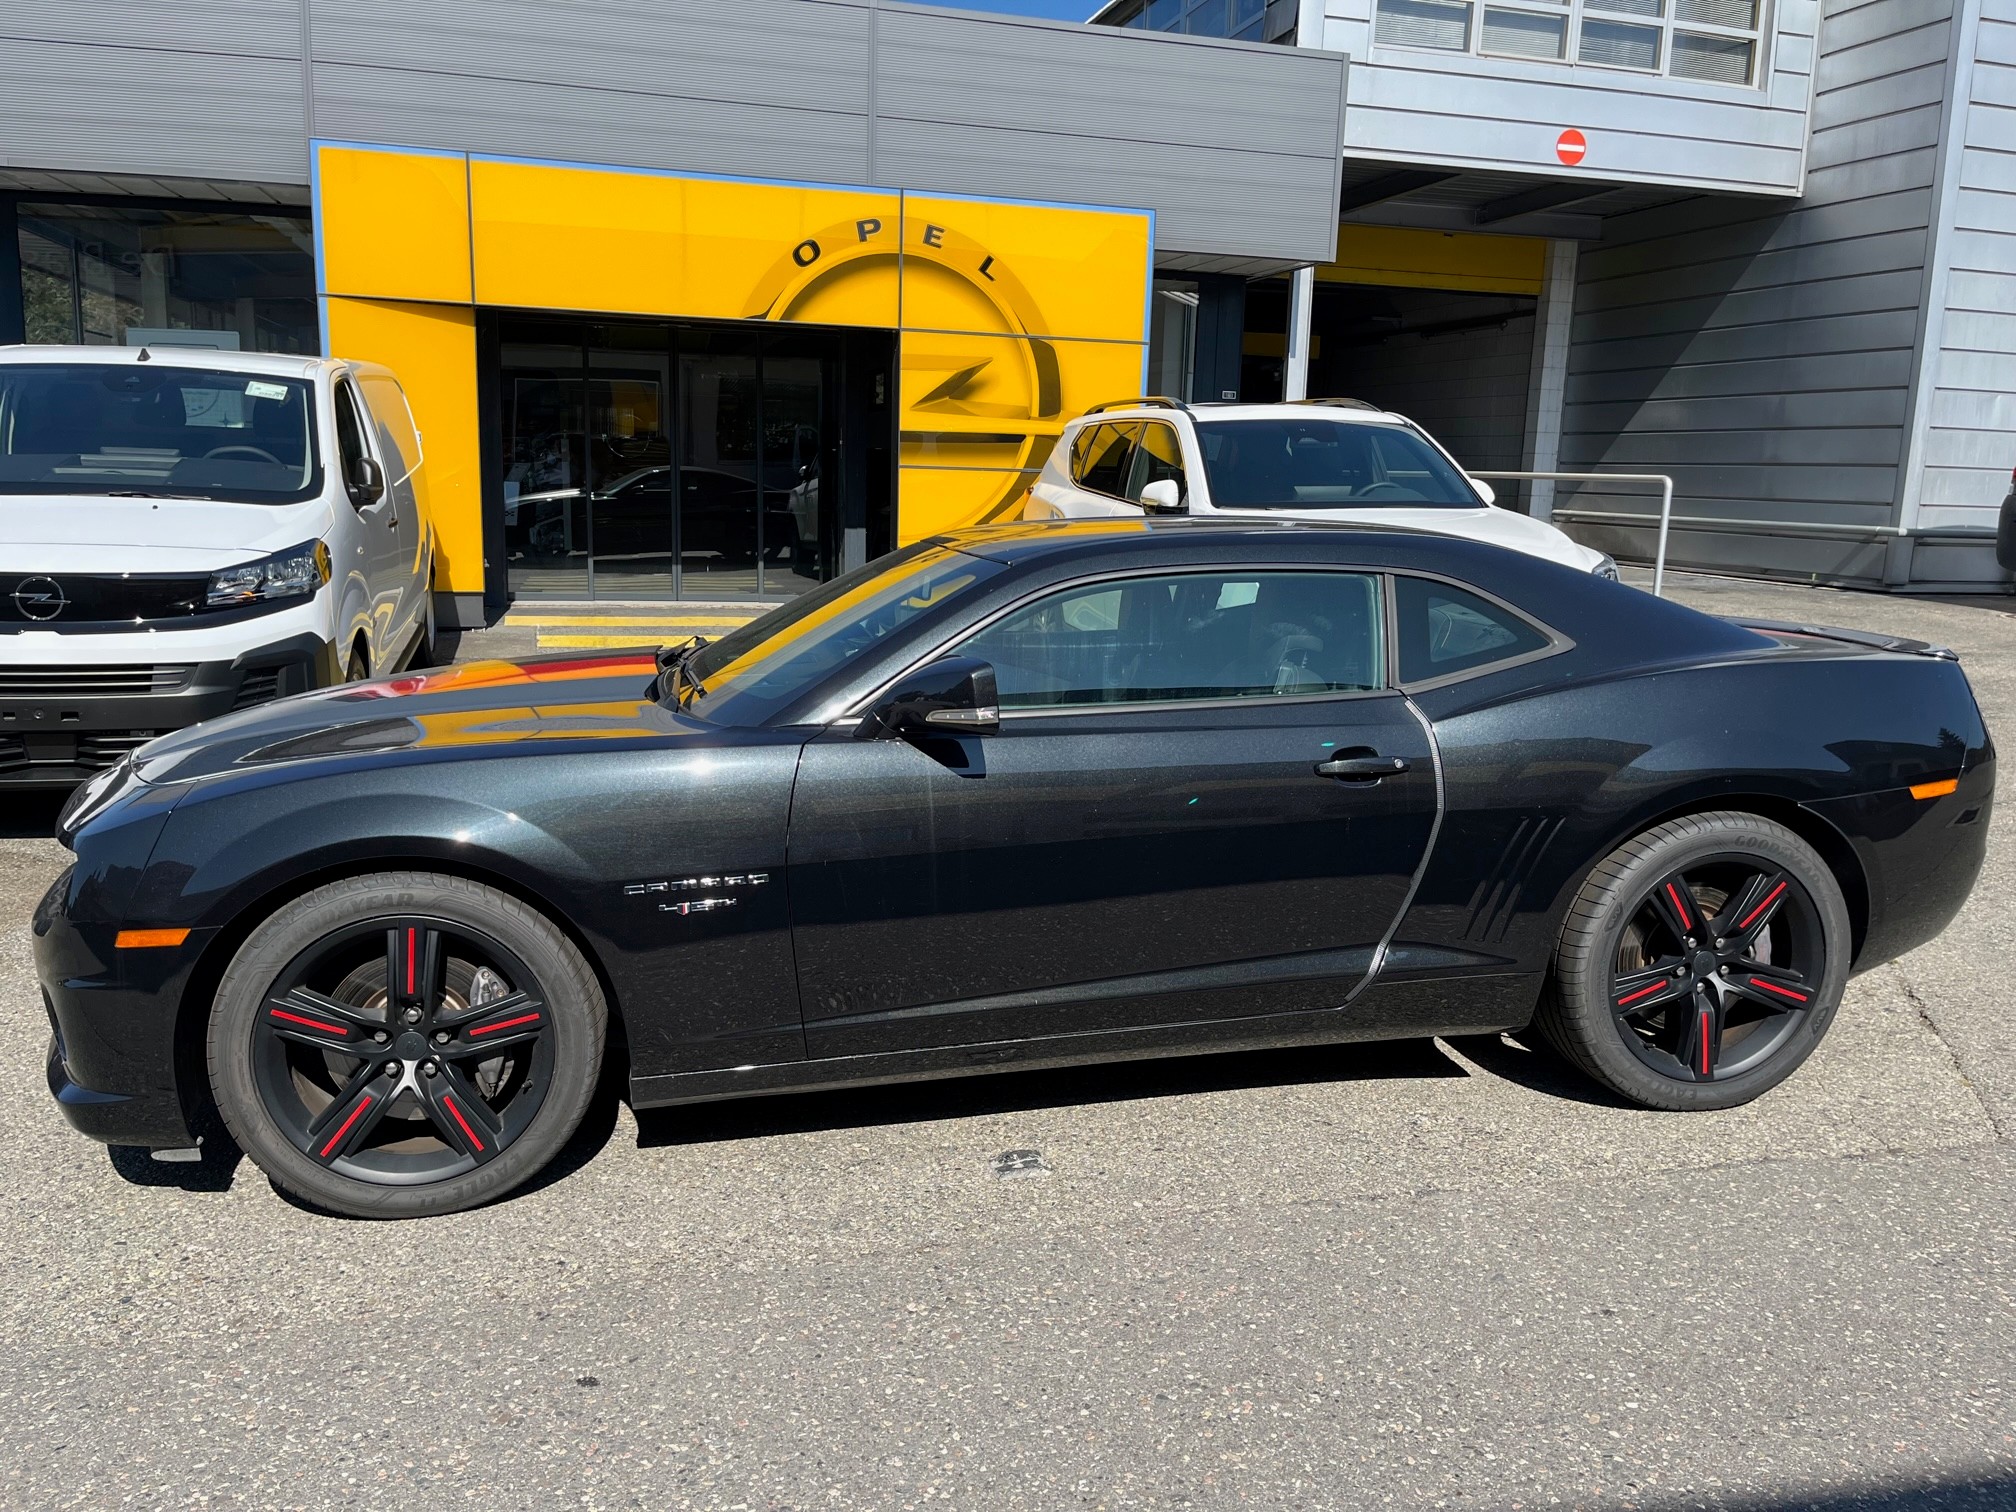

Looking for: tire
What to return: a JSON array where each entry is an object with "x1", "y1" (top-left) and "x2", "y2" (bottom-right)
[
  {"x1": 345, "y1": 644, "x2": 369, "y2": 683},
  {"x1": 1535, "y1": 811, "x2": 1851, "y2": 1111},
  {"x1": 207, "y1": 873, "x2": 607, "y2": 1218}
]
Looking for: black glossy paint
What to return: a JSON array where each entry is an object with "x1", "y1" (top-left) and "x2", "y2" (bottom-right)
[{"x1": 35, "y1": 520, "x2": 1994, "y2": 1151}]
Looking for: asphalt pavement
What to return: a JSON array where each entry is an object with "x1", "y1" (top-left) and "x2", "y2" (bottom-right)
[{"x1": 2, "y1": 571, "x2": 2012, "y2": 1510}]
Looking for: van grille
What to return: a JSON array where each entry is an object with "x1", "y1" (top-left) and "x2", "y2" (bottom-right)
[
  {"x1": 0, "y1": 665, "x2": 194, "y2": 697},
  {"x1": 0, "y1": 573, "x2": 211, "y2": 626},
  {"x1": 78, "y1": 730, "x2": 166, "y2": 766}
]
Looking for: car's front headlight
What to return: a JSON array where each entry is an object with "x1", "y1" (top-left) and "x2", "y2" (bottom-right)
[
  {"x1": 207, "y1": 540, "x2": 331, "y2": 607},
  {"x1": 1593, "y1": 553, "x2": 1620, "y2": 581}
]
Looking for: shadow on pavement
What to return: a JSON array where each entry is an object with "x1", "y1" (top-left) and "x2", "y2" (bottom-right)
[
  {"x1": 0, "y1": 791, "x2": 67, "y2": 841},
  {"x1": 104, "y1": 1110, "x2": 244, "y2": 1195},
  {"x1": 1645, "y1": 1474, "x2": 2016, "y2": 1511},
  {"x1": 1445, "y1": 1028, "x2": 1641, "y2": 1109},
  {"x1": 636, "y1": 1035, "x2": 1468, "y2": 1149}
]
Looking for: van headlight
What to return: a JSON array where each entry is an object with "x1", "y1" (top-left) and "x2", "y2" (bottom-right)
[
  {"x1": 1593, "y1": 553, "x2": 1620, "y2": 581},
  {"x1": 207, "y1": 541, "x2": 331, "y2": 607}
]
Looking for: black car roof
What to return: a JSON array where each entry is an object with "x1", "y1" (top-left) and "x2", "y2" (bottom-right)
[
  {"x1": 926, "y1": 516, "x2": 1767, "y2": 664},
  {"x1": 932, "y1": 515, "x2": 1535, "y2": 573}
]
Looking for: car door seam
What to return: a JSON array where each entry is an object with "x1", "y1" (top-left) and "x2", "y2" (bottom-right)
[{"x1": 1341, "y1": 692, "x2": 1444, "y2": 1006}]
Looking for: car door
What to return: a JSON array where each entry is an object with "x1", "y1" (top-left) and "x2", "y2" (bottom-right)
[
  {"x1": 786, "y1": 566, "x2": 1439, "y2": 1058},
  {"x1": 332, "y1": 378, "x2": 404, "y2": 668}
]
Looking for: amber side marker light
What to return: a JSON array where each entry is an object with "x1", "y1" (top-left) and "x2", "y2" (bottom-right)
[
  {"x1": 1910, "y1": 778, "x2": 1960, "y2": 801},
  {"x1": 115, "y1": 929, "x2": 191, "y2": 949}
]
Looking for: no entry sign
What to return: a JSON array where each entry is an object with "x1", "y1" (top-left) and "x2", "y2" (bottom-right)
[{"x1": 1556, "y1": 128, "x2": 1588, "y2": 167}]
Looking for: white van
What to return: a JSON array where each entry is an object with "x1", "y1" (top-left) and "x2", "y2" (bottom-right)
[{"x1": 0, "y1": 346, "x2": 436, "y2": 787}]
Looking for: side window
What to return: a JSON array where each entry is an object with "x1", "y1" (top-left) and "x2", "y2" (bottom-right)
[
  {"x1": 358, "y1": 373, "x2": 422, "y2": 485},
  {"x1": 1125, "y1": 421, "x2": 1187, "y2": 502},
  {"x1": 1074, "y1": 422, "x2": 1138, "y2": 498},
  {"x1": 1394, "y1": 576, "x2": 1552, "y2": 684},
  {"x1": 958, "y1": 570, "x2": 1384, "y2": 710},
  {"x1": 333, "y1": 381, "x2": 371, "y2": 500}
]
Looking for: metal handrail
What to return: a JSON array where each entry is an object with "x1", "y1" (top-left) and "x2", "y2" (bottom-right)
[{"x1": 1470, "y1": 470, "x2": 1677, "y2": 597}]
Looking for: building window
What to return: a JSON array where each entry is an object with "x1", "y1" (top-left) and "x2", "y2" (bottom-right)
[
  {"x1": 1372, "y1": 0, "x2": 1762, "y2": 86},
  {"x1": 15, "y1": 203, "x2": 316, "y2": 353},
  {"x1": 1107, "y1": 0, "x2": 1299, "y2": 44}
]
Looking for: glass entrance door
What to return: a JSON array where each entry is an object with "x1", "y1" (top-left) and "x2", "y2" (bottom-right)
[{"x1": 492, "y1": 314, "x2": 863, "y2": 603}]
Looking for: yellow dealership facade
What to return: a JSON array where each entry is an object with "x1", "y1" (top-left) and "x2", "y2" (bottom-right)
[{"x1": 313, "y1": 142, "x2": 1153, "y2": 610}]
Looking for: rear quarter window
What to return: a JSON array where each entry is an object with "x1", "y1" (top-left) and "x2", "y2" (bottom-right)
[{"x1": 1395, "y1": 576, "x2": 1553, "y2": 684}]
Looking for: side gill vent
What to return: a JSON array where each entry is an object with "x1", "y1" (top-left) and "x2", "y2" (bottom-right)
[{"x1": 1462, "y1": 815, "x2": 1564, "y2": 943}]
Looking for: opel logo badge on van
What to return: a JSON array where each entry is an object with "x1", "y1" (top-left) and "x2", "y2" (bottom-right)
[{"x1": 12, "y1": 577, "x2": 68, "y2": 621}]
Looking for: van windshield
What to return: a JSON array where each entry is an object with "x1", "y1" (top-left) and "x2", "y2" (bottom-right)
[
  {"x1": 0, "y1": 363, "x2": 322, "y2": 503},
  {"x1": 1196, "y1": 418, "x2": 1483, "y2": 509}
]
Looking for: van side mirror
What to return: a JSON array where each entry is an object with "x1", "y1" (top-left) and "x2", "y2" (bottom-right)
[
  {"x1": 1139, "y1": 478, "x2": 1186, "y2": 515},
  {"x1": 348, "y1": 456, "x2": 385, "y2": 507},
  {"x1": 857, "y1": 656, "x2": 1000, "y2": 740}
]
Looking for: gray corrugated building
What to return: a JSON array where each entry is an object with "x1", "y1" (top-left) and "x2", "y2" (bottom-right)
[
  {"x1": 1106, "y1": 0, "x2": 2014, "y2": 592},
  {"x1": 2, "y1": 0, "x2": 2009, "y2": 598}
]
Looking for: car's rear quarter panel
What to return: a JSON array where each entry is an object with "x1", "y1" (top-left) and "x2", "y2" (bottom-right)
[{"x1": 1396, "y1": 652, "x2": 1992, "y2": 997}]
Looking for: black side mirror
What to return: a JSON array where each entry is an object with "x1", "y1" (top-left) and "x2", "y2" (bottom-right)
[
  {"x1": 857, "y1": 656, "x2": 1000, "y2": 740},
  {"x1": 348, "y1": 455, "x2": 385, "y2": 506}
]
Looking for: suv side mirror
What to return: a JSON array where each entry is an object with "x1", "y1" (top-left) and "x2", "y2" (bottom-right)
[
  {"x1": 857, "y1": 656, "x2": 1000, "y2": 740},
  {"x1": 348, "y1": 455, "x2": 385, "y2": 507},
  {"x1": 1139, "y1": 478, "x2": 1186, "y2": 515},
  {"x1": 1469, "y1": 477, "x2": 1496, "y2": 507}
]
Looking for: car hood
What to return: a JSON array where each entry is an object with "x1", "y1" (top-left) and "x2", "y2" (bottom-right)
[
  {"x1": 1204, "y1": 503, "x2": 1605, "y2": 571},
  {"x1": 0, "y1": 495, "x2": 330, "y2": 570},
  {"x1": 131, "y1": 648, "x2": 679, "y2": 785}
]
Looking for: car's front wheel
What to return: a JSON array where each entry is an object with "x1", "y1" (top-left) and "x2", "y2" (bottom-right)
[
  {"x1": 1536, "y1": 811, "x2": 1851, "y2": 1110},
  {"x1": 207, "y1": 873, "x2": 606, "y2": 1218}
]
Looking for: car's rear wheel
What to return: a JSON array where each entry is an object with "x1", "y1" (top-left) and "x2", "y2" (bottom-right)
[
  {"x1": 207, "y1": 873, "x2": 606, "y2": 1218},
  {"x1": 1536, "y1": 812, "x2": 1850, "y2": 1110}
]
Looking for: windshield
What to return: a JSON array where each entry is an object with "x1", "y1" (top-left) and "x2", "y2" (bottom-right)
[
  {"x1": 675, "y1": 542, "x2": 1006, "y2": 725},
  {"x1": 0, "y1": 362, "x2": 322, "y2": 503},
  {"x1": 1197, "y1": 418, "x2": 1482, "y2": 509}
]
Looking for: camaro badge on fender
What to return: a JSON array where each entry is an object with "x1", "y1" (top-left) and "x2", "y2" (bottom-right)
[{"x1": 663, "y1": 897, "x2": 735, "y2": 915}]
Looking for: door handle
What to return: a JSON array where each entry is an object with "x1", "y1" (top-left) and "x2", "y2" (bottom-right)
[{"x1": 1315, "y1": 753, "x2": 1409, "y2": 781}]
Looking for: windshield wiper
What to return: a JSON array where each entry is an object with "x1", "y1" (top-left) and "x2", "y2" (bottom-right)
[
  {"x1": 655, "y1": 636, "x2": 709, "y2": 708},
  {"x1": 106, "y1": 489, "x2": 223, "y2": 501}
]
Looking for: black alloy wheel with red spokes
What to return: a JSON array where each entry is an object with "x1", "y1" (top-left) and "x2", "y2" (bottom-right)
[
  {"x1": 210, "y1": 874, "x2": 606, "y2": 1218},
  {"x1": 254, "y1": 918, "x2": 552, "y2": 1181},
  {"x1": 1607, "y1": 860, "x2": 1820, "y2": 1084},
  {"x1": 1538, "y1": 811, "x2": 1851, "y2": 1110}
]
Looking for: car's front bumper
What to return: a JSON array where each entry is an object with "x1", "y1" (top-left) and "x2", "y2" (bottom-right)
[
  {"x1": 0, "y1": 628, "x2": 341, "y2": 787},
  {"x1": 35, "y1": 863, "x2": 204, "y2": 1150}
]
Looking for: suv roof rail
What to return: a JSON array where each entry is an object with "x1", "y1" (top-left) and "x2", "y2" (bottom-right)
[
  {"x1": 1082, "y1": 396, "x2": 1190, "y2": 415},
  {"x1": 1290, "y1": 397, "x2": 1384, "y2": 412}
]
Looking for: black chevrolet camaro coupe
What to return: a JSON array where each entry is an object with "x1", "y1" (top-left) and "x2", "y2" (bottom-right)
[{"x1": 38, "y1": 520, "x2": 1992, "y2": 1217}]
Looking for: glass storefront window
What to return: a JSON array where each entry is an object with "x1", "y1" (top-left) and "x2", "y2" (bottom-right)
[
  {"x1": 496, "y1": 315, "x2": 860, "y2": 604},
  {"x1": 16, "y1": 203, "x2": 316, "y2": 353}
]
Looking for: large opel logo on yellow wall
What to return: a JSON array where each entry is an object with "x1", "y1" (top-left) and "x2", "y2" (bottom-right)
[{"x1": 741, "y1": 214, "x2": 1063, "y2": 519}]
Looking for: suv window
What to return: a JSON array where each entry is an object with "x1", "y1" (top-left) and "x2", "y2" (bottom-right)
[
  {"x1": 1394, "y1": 576, "x2": 1551, "y2": 684},
  {"x1": 1194, "y1": 418, "x2": 1481, "y2": 508},
  {"x1": 958, "y1": 570, "x2": 1383, "y2": 710},
  {"x1": 1124, "y1": 421, "x2": 1186, "y2": 503},
  {"x1": 1072, "y1": 422, "x2": 1138, "y2": 498}
]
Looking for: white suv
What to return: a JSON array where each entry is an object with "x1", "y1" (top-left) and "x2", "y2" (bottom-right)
[
  {"x1": 0, "y1": 346, "x2": 436, "y2": 787},
  {"x1": 1026, "y1": 398, "x2": 1617, "y2": 577}
]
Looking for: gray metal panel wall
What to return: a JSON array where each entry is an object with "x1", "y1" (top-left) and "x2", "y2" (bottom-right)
[
  {"x1": 1319, "y1": 0, "x2": 1817, "y2": 196},
  {"x1": 0, "y1": 3, "x2": 307, "y2": 184},
  {"x1": 1916, "y1": 0, "x2": 2016, "y2": 534},
  {"x1": 872, "y1": 6, "x2": 1346, "y2": 258},
  {"x1": 1557, "y1": 0, "x2": 1953, "y2": 586},
  {"x1": 0, "y1": 0, "x2": 1348, "y2": 266}
]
